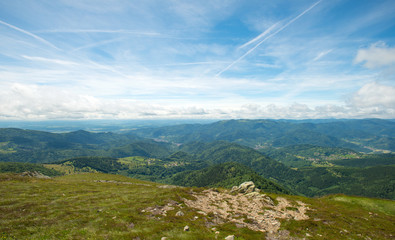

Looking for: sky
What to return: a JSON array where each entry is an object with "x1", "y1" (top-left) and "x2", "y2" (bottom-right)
[{"x1": 0, "y1": 0, "x2": 395, "y2": 120}]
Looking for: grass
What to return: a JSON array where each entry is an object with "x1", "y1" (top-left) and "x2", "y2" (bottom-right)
[
  {"x1": 0, "y1": 173, "x2": 394, "y2": 239},
  {"x1": 329, "y1": 194, "x2": 395, "y2": 216},
  {"x1": 279, "y1": 194, "x2": 395, "y2": 240},
  {"x1": 0, "y1": 173, "x2": 261, "y2": 239}
]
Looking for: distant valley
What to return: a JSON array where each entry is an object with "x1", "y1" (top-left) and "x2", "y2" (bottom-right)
[
  {"x1": 1, "y1": 118, "x2": 395, "y2": 239},
  {"x1": 0, "y1": 119, "x2": 394, "y2": 200},
  {"x1": 0, "y1": 119, "x2": 395, "y2": 199}
]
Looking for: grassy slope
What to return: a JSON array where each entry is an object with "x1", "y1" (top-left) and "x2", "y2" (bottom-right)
[{"x1": 1, "y1": 173, "x2": 394, "y2": 240}]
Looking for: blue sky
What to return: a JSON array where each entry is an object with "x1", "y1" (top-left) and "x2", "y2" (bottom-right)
[{"x1": 0, "y1": 0, "x2": 394, "y2": 120}]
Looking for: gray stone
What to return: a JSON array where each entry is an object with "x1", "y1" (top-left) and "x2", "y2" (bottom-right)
[
  {"x1": 225, "y1": 235, "x2": 235, "y2": 240},
  {"x1": 175, "y1": 211, "x2": 184, "y2": 216},
  {"x1": 128, "y1": 222, "x2": 135, "y2": 228},
  {"x1": 184, "y1": 225, "x2": 189, "y2": 231}
]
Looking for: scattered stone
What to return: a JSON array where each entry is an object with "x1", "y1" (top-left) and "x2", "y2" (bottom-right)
[
  {"x1": 20, "y1": 171, "x2": 51, "y2": 179},
  {"x1": 211, "y1": 227, "x2": 217, "y2": 231},
  {"x1": 128, "y1": 223, "x2": 135, "y2": 229},
  {"x1": 97, "y1": 209, "x2": 103, "y2": 213},
  {"x1": 184, "y1": 225, "x2": 189, "y2": 231},
  {"x1": 193, "y1": 216, "x2": 199, "y2": 220},
  {"x1": 175, "y1": 211, "x2": 184, "y2": 216},
  {"x1": 112, "y1": 216, "x2": 117, "y2": 219},
  {"x1": 94, "y1": 180, "x2": 150, "y2": 186},
  {"x1": 225, "y1": 235, "x2": 235, "y2": 240},
  {"x1": 158, "y1": 185, "x2": 178, "y2": 189},
  {"x1": 161, "y1": 237, "x2": 168, "y2": 240},
  {"x1": 183, "y1": 189, "x2": 310, "y2": 233},
  {"x1": 197, "y1": 211, "x2": 207, "y2": 216}
]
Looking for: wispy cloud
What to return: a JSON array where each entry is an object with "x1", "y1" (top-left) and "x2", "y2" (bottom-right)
[
  {"x1": 71, "y1": 38, "x2": 124, "y2": 52},
  {"x1": 0, "y1": 19, "x2": 59, "y2": 50},
  {"x1": 313, "y1": 49, "x2": 333, "y2": 61},
  {"x1": 1, "y1": 0, "x2": 394, "y2": 120},
  {"x1": 36, "y1": 29, "x2": 161, "y2": 36},
  {"x1": 22, "y1": 55, "x2": 77, "y2": 65},
  {"x1": 216, "y1": 0, "x2": 322, "y2": 76}
]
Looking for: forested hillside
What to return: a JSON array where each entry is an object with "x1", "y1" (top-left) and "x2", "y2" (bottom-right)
[
  {"x1": 130, "y1": 119, "x2": 395, "y2": 152},
  {"x1": 0, "y1": 118, "x2": 394, "y2": 200}
]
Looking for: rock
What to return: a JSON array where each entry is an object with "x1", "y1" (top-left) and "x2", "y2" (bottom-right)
[
  {"x1": 225, "y1": 235, "x2": 235, "y2": 240},
  {"x1": 184, "y1": 225, "x2": 189, "y2": 231},
  {"x1": 231, "y1": 181, "x2": 258, "y2": 194},
  {"x1": 175, "y1": 211, "x2": 184, "y2": 216},
  {"x1": 161, "y1": 237, "x2": 168, "y2": 240},
  {"x1": 231, "y1": 186, "x2": 238, "y2": 192},
  {"x1": 245, "y1": 192, "x2": 260, "y2": 198},
  {"x1": 20, "y1": 171, "x2": 51, "y2": 179},
  {"x1": 197, "y1": 211, "x2": 207, "y2": 216},
  {"x1": 239, "y1": 181, "x2": 255, "y2": 193},
  {"x1": 128, "y1": 222, "x2": 135, "y2": 228}
]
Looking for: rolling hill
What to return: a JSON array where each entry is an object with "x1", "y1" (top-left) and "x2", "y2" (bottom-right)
[{"x1": 129, "y1": 119, "x2": 395, "y2": 152}]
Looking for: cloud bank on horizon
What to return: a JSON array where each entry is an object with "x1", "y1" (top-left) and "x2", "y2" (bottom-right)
[{"x1": 0, "y1": 0, "x2": 394, "y2": 120}]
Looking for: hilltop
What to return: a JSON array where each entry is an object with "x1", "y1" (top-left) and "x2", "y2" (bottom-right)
[{"x1": 0, "y1": 172, "x2": 394, "y2": 239}]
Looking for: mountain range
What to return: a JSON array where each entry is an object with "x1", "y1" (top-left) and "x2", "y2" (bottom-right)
[{"x1": 0, "y1": 119, "x2": 394, "y2": 199}]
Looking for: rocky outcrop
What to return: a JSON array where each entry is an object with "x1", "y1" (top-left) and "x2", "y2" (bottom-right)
[
  {"x1": 19, "y1": 171, "x2": 51, "y2": 179},
  {"x1": 230, "y1": 181, "x2": 260, "y2": 194},
  {"x1": 183, "y1": 185, "x2": 310, "y2": 233}
]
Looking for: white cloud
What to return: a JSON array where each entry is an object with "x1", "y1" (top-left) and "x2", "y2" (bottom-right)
[
  {"x1": 348, "y1": 82, "x2": 395, "y2": 108},
  {"x1": 2, "y1": 81, "x2": 394, "y2": 120},
  {"x1": 354, "y1": 42, "x2": 395, "y2": 68}
]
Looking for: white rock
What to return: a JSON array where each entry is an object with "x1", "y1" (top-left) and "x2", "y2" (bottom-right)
[
  {"x1": 175, "y1": 211, "x2": 184, "y2": 216},
  {"x1": 225, "y1": 235, "x2": 235, "y2": 240}
]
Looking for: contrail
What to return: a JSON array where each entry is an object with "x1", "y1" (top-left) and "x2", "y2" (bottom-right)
[
  {"x1": 216, "y1": 0, "x2": 322, "y2": 77},
  {"x1": 0, "y1": 19, "x2": 59, "y2": 50},
  {"x1": 37, "y1": 29, "x2": 161, "y2": 36},
  {"x1": 239, "y1": 22, "x2": 279, "y2": 49}
]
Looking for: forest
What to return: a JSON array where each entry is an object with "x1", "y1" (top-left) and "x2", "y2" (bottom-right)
[{"x1": 0, "y1": 119, "x2": 394, "y2": 199}]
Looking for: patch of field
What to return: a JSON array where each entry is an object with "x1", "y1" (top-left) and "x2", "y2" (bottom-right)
[
  {"x1": 118, "y1": 156, "x2": 162, "y2": 168},
  {"x1": 44, "y1": 163, "x2": 98, "y2": 175},
  {"x1": 0, "y1": 142, "x2": 16, "y2": 154}
]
